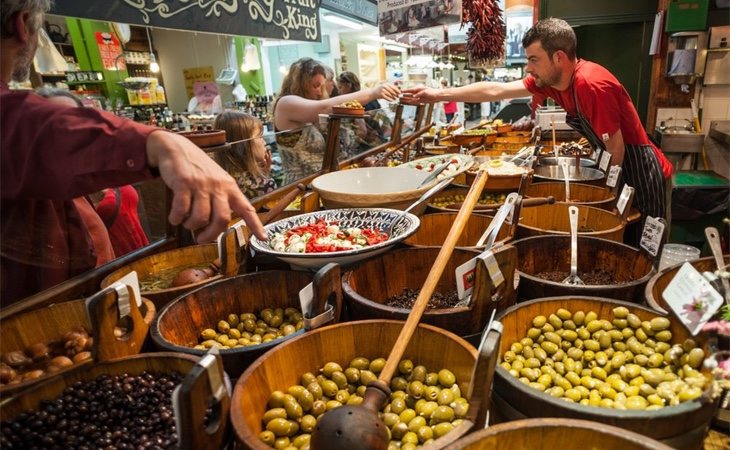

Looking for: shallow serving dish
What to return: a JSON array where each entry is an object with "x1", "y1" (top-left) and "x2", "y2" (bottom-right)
[
  {"x1": 398, "y1": 153, "x2": 475, "y2": 181},
  {"x1": 249, "y1": 208, "x2": 420, "y2": 270}
]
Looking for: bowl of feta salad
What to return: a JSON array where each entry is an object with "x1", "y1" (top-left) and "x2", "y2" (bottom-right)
[{"x1": 250, "y1": 208, "x2": 421, "y2": 269}]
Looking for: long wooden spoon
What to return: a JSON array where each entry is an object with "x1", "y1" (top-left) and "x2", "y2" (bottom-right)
[{"x1": 310, "y1": 170, "x2": 490, "y2": 450}]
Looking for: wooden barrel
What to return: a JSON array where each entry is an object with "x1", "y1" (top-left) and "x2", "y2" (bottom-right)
[
  {"x1": 231, "y1": 320, "x2": 491, "y2": 449},
  {"x1": 493, "y1": 297, "x2": 717, "y2": 450},
  {"x1": 0, "y1": 352, "x2": 229, "y2": 450},
  {"x1": 517, "y1": 203, "x2": 625, "y2": 243},
  {"x1": 645, "y1": 255, "x2": 730, "y2": 314},
  {"x1": 442, "y1": 418, "x2": 673, "y2": 450},
  {"x1": 525, "y1": 182, "x2": 615, "y2": 210},
  {"x1": 513, "y1": 235, "x2": 655, "y2": 301},
  {"x1": 101, "y1": 243, "x2": 221, "y2": 310},
  {"x1": 151, "y1": 266, "x2": 343, "y2": 378},
  {"x1": 342, "y1": 246, "x2": 516, "y2": 337},
  {"x1": 403, "y1": 212, "x2": 512, "y2": 250},
  {"x1": 0, "y1": 296, "x2": 155, "y2": 396}
]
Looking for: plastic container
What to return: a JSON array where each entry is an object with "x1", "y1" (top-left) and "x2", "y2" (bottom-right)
[{"x1": 658, "y1": 243, "x2": 701, "y2": 271}]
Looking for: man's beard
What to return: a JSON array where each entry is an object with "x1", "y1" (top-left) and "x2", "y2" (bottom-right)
[
  {"x1": 12, "y1": 40, "x2": 36, "y2": 82},
  {"x1": 534, "y1": 65, "x2": 561, "y2": 88}
]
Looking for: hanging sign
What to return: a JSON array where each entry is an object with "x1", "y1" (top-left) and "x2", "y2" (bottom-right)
[
  {"x1": 378, "y1": 0, "x2": 463, "y2": 36},
  {"x1": 51, "y1": 0, "x2": 321, "y2": 42},
  {"x1": 95, "y1": 31, "x2": 124, "y2": 71},
  {"x1": 183, "y1": 66, "x2": 214, "y2": 100},
  {"x1": 321, "y1": 0, "x2": 377, "y2": 26}
]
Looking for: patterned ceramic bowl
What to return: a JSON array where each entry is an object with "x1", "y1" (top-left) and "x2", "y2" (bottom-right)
[{"x1": 250, "y1": 208, "x2": 420, "y2": 270}]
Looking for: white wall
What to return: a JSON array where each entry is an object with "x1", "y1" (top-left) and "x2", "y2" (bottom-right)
[{"x1": 151, "y1": 29, "x2": 233, "y2": 112}]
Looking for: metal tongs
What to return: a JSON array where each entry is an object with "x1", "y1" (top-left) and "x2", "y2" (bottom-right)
[{"x1": 385, "y1": 178, "x2": 453, "y2": 236}]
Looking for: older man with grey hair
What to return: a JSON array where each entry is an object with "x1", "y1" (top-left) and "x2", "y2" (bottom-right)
[{"x1": 0, "y1": 0, "x2": 266, "y2": 305}]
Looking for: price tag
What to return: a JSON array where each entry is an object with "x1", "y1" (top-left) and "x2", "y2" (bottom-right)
[
  {"x1": 298, "y1": 282, "x2": 314, "y2": 317},
  {"x1": 640, "y1": 216, "x2": 665, "y2": 257},
  {"x1": 599, "y1": 151, "x2": 611, "y2": 171},
  {"x1": 503, "y1": 192, "x2": 518, "y2": 225},
  {"x1": 117, "y1": 270, "x2": 142, "y2": 307},
  {"x1": 230, "y1": 219, "x2": 248, "y2": 248},
  {"x1": 616, "y1": 184, "x2": 633, "y2": 215},
  {"x1": 477, "y1": 250, "x2": 504, "y2": 290},
  {"x1": 455, "y1": 258, "x2": 478, "y2": 300},
  {"x1": 605, "y1": 165, "x2": 622, "y2": 188},
  {"x1": 662, "y1": 263, "x2": 723, "y2": 335}
]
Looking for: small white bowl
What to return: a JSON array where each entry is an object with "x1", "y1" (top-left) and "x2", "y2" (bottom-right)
[
  {"x1": 250, "y1": 208, "x2": 421, "y2": 270},
  {"x1": 311, "y1": 167, "x2": 436, "y2": 213}
]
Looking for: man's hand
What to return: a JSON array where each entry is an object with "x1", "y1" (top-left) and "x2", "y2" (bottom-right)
[{"x1": 146, "y1": 131, "x2": 267, "y2": 243}]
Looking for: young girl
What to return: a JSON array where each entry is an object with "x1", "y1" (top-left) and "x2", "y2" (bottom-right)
[{"x1": 213, "y1": 112, "x2": 277, "y2": 199}]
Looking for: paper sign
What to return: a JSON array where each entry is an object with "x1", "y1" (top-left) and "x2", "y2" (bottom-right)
[
  {"x1": 599, "y1": 151, "x2": 611, "y2": 171},
  {"x1": 299, "y1": 282, "x2": 314, "y2": 317},
  {"x1": 640, "y1": 216, "x2": 665, "y2": 257},
  {"x1": 117, "y1": 270, "x2": 142, "y2": 307},
  {"x1": 229, "y1": 219, "x2": 248, "y2": 248},
  {"x1": 455, "y1": 258, "x2": 478, "y2": 300},
  {"x1": 95, "y1": 31, "x2": 123, "y2": 71},
  {"x1": 616, "y1": 184, "x2": 633, "y2": 215},
  {"x1": 662, "y1": 263, "x2": 723, "y2": 335},
  {"x1": 478, "y1": 250, "x2": 504, "y2": 290},
  {"x1": 605, "y1": 165, "x2": 622, "y2": 188}
]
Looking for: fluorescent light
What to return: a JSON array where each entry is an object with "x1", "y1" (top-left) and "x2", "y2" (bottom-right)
[
  {"x1": 323, "y1": 14, "x2": 363, "y2": 30},
  {"x1": 384, "y1": 44, "x2": 406, "y2": 52}
]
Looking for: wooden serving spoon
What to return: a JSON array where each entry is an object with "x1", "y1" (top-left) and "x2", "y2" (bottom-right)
[{"x1": 310, "y1": 170, "x2": 490, "y2": 450}]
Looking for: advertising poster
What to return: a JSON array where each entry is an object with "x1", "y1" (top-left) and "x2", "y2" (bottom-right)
[
  {"x1": 95, "y1": 31, "x2": 124, "y2": 71},
  {"x1": 378, "y1": 0, "x2": 462, "y2": 35},
  {"x1": 183, "y1": 66, "x2": 214, "y2": 100}
]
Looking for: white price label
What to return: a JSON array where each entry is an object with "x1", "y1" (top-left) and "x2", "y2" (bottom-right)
[
  {"x1": 477, "y1": 250, "x2": 504, "y2": 290},
  {"x1": 605, "y1": 165, "x2": 621, "y2": 188},
  {"x1": 616, "y1": 185, "x2": 633, "y2": 215},
  {"x1": 298, "y1": 282, "x2": 314, "y2": 318},
  {"x1": 599, "y1": 151, "x2": 611, "y2": 171},
  {"x1": 117, "y1": 270, "x2": 142, "y2": 307},
  {"x1": 231, "y1": 220, "x2": 248, "y2": 248},
  {"x1": 455, "y1": 258, "x2": 478, "y2": 300},
  {"x1": 640, "y1": 216, "x2": 665, "y2": 257},
  {"x1": 662, "y1": 263, "x2": 723, "y2": 335}
]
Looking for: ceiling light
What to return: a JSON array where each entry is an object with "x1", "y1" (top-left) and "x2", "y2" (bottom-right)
[
  {"x1": 323, "y1": 14, "x2": 363, "y2": 30},
  {"x1": 149, "y1": 53, "x2": 160, "y2": 73}
]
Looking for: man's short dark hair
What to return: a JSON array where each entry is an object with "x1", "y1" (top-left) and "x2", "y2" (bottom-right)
[{"x1": 522, "y1": 17, "x2": 577, "y2": 60}]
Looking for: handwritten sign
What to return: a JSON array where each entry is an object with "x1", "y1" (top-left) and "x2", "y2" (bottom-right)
[
  {"x1": 52, "y1": 0, "x2": 321, "y2": 42},
  {"x1": 640, "y1": 216, "x2": 665, "y2": 257},
  {"x1": 183, "y1": 66, "x2": 214, "y2": 100}
]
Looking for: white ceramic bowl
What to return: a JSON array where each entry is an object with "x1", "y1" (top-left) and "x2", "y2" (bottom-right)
[
  {"x1": 250, "y1": 208, "x2": 421, "y2": 270},
  {"x1": 311, "y1": 167, "x2": 436, "y2": 213}
]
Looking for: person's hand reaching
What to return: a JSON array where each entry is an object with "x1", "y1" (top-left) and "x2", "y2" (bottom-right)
[
  {"x1": 401, "y1": 85, "x2": 440, "y2": 104},
  {"x1": 145, "y1": 131, "x2": 267, "y2": 243},
  {"x1": 372, "y1": 83, "x2": 401, "y2": 102}
]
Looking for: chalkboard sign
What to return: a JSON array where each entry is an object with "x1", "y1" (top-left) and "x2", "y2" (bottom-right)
[{"x1": 52, "y1": 0, "x2": 321, "y2": 42}]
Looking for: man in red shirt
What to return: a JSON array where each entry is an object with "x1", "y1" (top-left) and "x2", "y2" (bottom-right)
[
  {"x1": 1, "y1": 0, "x2": 266, "y2": 305},
  {"x1": 405, "y1": 18, "x2": 672, "y2": 236}
]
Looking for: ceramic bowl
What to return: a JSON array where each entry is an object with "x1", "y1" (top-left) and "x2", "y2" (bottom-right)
[
  {"x1": 398, "y1": 153, "x2": 475, "y2": 181},
  {"x1": 249, "y1": 208, "x2": 420, "y2": 270},
  {"x1": 311, "y1": 167, "x2": 436, "y2": 213}
]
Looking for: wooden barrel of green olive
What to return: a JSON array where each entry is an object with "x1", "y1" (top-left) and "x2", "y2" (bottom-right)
[
  {"x1": 151, "y1": 265, "x2": 343, "y2": 378},
  {"x1": 342, "y1": 246, "x2": 516, "y2": 337},
  {"x1": 516, "y1": 203, "x2": 625, "y2": 243},
  {"x1": 0, "y1": 352, "x2": 229, "y2": 450},
  {"x1": 512, "y1": 235, "x2": 655, "y2": 302},
  {"x1": 645, "y1": 255, "x2": 730, "y2": 314},
  {"x1": 441, "y1": 417, "x2": 673, "y2": 450},
  {"x1": 403, "y1": 212, "x2": 512, "y2": 250},
  {"x1": 231, "y1": 320, "x2": 498, "y2": 450},
  {"x1": 525, "y1": 182, "x2": 615, "y2": 209},
  {"x1": 101, "y1": 243, "x2": 221, "y2": 310},
  {"x1": 493, "y1": 296, "x2": 717, "y2": 450}
]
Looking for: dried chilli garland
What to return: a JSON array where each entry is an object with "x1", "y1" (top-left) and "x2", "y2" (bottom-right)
[{"x1": 461, "y1": 0, "x2": 506, "y2": 64}]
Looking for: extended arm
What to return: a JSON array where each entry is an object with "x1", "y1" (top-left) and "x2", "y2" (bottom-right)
[{"x1": 403, "y1": 79, "x2": 530, "y2": 104}]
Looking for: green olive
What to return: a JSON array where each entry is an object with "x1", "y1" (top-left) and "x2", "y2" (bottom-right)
[
  {"x1": 411, "y1": 365, "x2": 427, "y2": 382},
  {"x1": 532, "y1": 315, "x2": 547, "y2": 327},
  {"x1": 398, "y1": 359, "x2": 414, "y2": 376},
  {"x1": 300, "y1": 415, "x2": 317, "y2": 433},
  {"x1": 425, "y1": 372, "x2": 439, "y2": 386},
  {"x1": 649, "y1": 317, "x2": 670, "y2": 332},
  {"x1": 320, "y1": 379, "x2": 338, "y2": 398},
  {"x1": 416, "y1": 425, "x2": 433, "y2": 443},
  {"x1": 349, "y1": 356, "x2": 370, "y2": 370},
  {"x1": 369, "y1": 358, "x2": 386, "y2": 374},
  {"x1": 310, "y1": 400, "x2": 326, "y2": 417},
  {"x1": 572, "y1": 310, "x2": 586, "y2": 326},
  {"x1": 292, "y1": 434, "x2": 310, "y2": 448},
  {"x1": 331, "y1": 371, "x2": 348, "y2": 389},
  {"x1": 266, "y1": 418, "x2": 295, "y2": 437},
  {"x1": 259, "y1": 430, "x2": 276, "y2": 445},
  {"x1": 687, "y1": 348, "x2": 705, "y2": 369},
  {"x1": 408, "y1": 380, "x2": 425, "y2": 398},
  {"x1": 391, "y1": 376, "x2": 408, "y2": 392},
  {"x1": 263, "y1": 408, "x2": 288, "y2": 424}
]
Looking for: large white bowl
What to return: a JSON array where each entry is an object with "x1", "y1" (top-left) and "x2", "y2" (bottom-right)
[
  {"x1": 250, "y1": 208, "x2": 420, "y2": 270},
  {"x1": 311, "y1": 167, "x2": 436, "y2": 213}
]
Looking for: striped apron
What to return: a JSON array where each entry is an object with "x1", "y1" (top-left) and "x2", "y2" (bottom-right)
[{"x1": 565, "y1": 85, "x2": 666, "y2": 224}]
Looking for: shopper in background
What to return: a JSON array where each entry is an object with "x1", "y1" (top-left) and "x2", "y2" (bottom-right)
[
  {"x1": 323, "y1": 65, "x2": 339, "y2": 98},
  {"x1": 272, "y1": 57, "x2": 400, "y2": 184},
  {"x1": 440, "y1": 78, "x2": 458, "y2": 123},
  {"x1": 1, "y1": 0, "x2": 266, "y2": 306},
  {"x1": 404, "y1": 17, "x2": 673, "y2": 241},
  {"x1": 213, "y1": 111, "x2": 277, "y2": 199},
  {"x1": 336, "y1": 71, "x2": 380, "y2": 111}
]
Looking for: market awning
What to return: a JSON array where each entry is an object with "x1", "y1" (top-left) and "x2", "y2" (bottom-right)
[{"x1": 50, "y1": 0, "x2": 321, "y2": 42}]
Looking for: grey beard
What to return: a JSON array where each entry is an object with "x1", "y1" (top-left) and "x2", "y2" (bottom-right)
[{"x1": 11, "y1": 64, "x2": 30, "y2": 82}]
